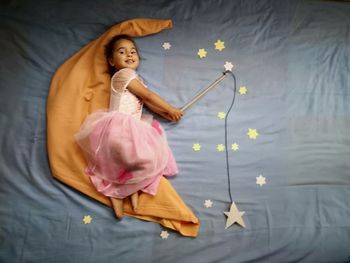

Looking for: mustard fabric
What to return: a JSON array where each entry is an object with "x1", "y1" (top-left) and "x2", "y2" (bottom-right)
[{"x1": 47, "y1": 18, "x2": 199, "y2": 237}]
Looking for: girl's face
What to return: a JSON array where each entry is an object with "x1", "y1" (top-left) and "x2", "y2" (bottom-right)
[{"x1": 109, "y1": 39, "x2": 140, "y2": 71}]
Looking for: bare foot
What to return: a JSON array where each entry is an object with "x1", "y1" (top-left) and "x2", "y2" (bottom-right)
[
  {"x1": 131, "y1": 192, "x2": 138, "y2": 210},
  {"x1": 111, "y1": 198, "x2": 124, "y2": 219}
]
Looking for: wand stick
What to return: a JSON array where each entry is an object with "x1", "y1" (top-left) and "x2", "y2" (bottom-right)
[{"x1": 181, "y1": 71, "x2": 229, "y2": 112}]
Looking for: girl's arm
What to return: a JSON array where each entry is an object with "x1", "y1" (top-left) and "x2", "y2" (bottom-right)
[
  {"x1": 144, "y1": 102, "x2": 175, "y2": 121},
  {"x1": 127, "y1": 79, "x2": 183, "y2": 122}
]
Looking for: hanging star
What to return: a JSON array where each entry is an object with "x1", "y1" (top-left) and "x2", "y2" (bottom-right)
[
  {"x1": 83, "y1": 215, "x2": 92, "y2": 224},
  {"x1": 192, "y1": 143, "x2": 201, "y2": 151},
  {"x1": 247, "y1": 128, "x2": 259, "y2": 140},
  {"x1": 214, "y1": 40, "x2": 225, "y2": 51},
  {"x1": 239, "y1": 86, "x2": 248, "y2": 95},
  {"x1": 256, "y1": 175, "x2": 266, "y2": 186},
  {"x1": 224, "y1": 61, "x2": 234, "y2": 71},
  {"x1": 231, "y1": 143, "x2": 239, "y2": 151},
  {"x1": 224, "y1": 202, "x2": 246, "y2": 229},
  {"x1": 216, "y1": 144, "x2": 225, "y2": 152},
  {"x1": 197, "y1": 48, "x2": 207, "y2": 58},
  {"x1": 217, "y1": 111, "x2": 226, "y2": 119},
  {"x1": 162, "y1": 42, "x2": 171, "y2": 50},
  {"x1": 160, "y1": 230, "x2": 170, "y2": 239},
  {"x1": 204, "y1": 199, "x2": 213, "y2": 208}
]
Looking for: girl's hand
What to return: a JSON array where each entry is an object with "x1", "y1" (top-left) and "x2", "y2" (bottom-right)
[{"x1": 168, "y1": 107, "x2": 183, "y2": 122}]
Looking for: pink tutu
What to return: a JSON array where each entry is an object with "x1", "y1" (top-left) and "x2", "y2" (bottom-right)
[{"x1": 74, "y1": 111, "x2": 178, "y2": 199}]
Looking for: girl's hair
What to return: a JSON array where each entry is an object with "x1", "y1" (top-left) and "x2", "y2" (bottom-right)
[{"x1": 104, "y1": 34, "x2": 138, "y2": 75}]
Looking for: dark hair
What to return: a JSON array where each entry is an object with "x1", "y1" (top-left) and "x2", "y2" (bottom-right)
[{"x1": 104, "y1": 34, "x2": 138, "y2": 75}]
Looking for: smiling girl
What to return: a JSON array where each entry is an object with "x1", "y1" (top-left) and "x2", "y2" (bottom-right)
[{"x1": 75, "y1": 35, "x2": 182, "y2": 219}]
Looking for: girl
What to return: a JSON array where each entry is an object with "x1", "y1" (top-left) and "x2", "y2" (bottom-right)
[{"x1": 75, "y1": 35, "x2": 183, "y2": 219}]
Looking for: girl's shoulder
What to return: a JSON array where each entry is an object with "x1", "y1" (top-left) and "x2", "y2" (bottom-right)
[
  {"x1": 111, "y1": 68, "x2": 139, "y2": 93},
  {"x1": 112, "y1": 68, "x2": 138, "y2": 81}
]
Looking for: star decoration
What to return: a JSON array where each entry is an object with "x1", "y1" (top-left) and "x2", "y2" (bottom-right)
[
  {"x1": 217, "y1": 111, "x2": 226, "y2": 119},
  {"x1": 214, "y1": 40, "x2": 225, "y2": 51},
  {"x1": 224, "y1": 202, "x2": 246, "y2": 229},
  {"x1": 204, "y1": 199, "x2": 213, "y2": 208},
  {"x1": 162, "y1": 42, "x2": 171, "y2": 50},
  {"x1": 239, "y1": 86, "x2": 248, "y2": 95},
  {"x1": 224, "y1": 61, "x2": 234, "y2": 71},
  {"x1": 256, "y1": 175, "x2": 266, "y2": 186},
  {"x1": 160, "y1": 230, "x2": 170, "y2": 239},
  {"x1": 231, "y1": 143, "x2": 239, "y2": 151},
  {"x1": 247, "y1": 128, "x2": 259, "y2": 140},
  {"x1": 83, "y1": 215, "x2": 92, "y2": 224},
  {"x1": 192, "y1": 143, "x2": 201, "y2": 151},
  {"x1": 216, "y1": 144, "x2": 225, "y2": 152},
  {"x1": 197, "y1": 48, "x2": 207, "y2": 58}
]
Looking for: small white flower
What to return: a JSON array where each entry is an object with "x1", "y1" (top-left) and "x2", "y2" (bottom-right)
[
  {"x1": 162, "y1": 42, "x2": 171, "y2": 50},
  {"x1": 224, "y1": 61, "x2": 234, "y2": 71},
  {"x1": 160, "y1": 230, "x2": 170, "y2": 239},
  {"x1": 204, "y1": 200, "x2": 213, "y2": 208},
  {"x1": 256, "y1": 175, "x2": 266, "y2": 186}
]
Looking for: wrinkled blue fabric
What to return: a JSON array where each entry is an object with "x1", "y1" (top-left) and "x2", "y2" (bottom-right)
[{"x1": 1, "y1": 0, "x2": 349, "y2": 262}]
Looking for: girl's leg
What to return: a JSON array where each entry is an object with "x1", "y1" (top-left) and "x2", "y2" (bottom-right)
[
  {"x1": 110, "y1": 197, "x2": 124, "y2": 219},
  {"x1": 130, "y1": 192, "x2": 138, "y2": 210}
]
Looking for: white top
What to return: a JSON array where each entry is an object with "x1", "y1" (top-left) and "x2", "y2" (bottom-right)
[{"x1": 110, "y1": 68, "x2": 144, "y2": 120}]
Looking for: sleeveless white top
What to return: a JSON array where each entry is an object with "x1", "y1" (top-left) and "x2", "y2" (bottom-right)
[{"x1": 109, "y1": 68, "x2": 144, "y2": 120}]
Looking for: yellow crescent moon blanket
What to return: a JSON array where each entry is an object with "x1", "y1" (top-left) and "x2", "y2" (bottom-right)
[{"x1": 46, "y1": 18, "x2": 199, "y2": 237}]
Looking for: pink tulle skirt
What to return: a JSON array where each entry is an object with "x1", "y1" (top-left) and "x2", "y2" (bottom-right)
[{"x1": 74, "y1": 111, "x2": 178, "y2": 199}]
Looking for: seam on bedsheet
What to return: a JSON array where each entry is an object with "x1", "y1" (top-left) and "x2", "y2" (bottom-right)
[
  {"x1": 65, "y1": 214, "x2": 72, "y2": 240},
  {"x1": 18, "y1": 212, "x2": 30, "y2": 263},
  {"x1": 264, "y1": 200, "x2": 272, "y2": 251}
]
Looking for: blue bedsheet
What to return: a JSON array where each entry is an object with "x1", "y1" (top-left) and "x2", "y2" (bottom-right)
[{"x1": 1, "y1": 0, "x2": 350, "y2": 262}]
